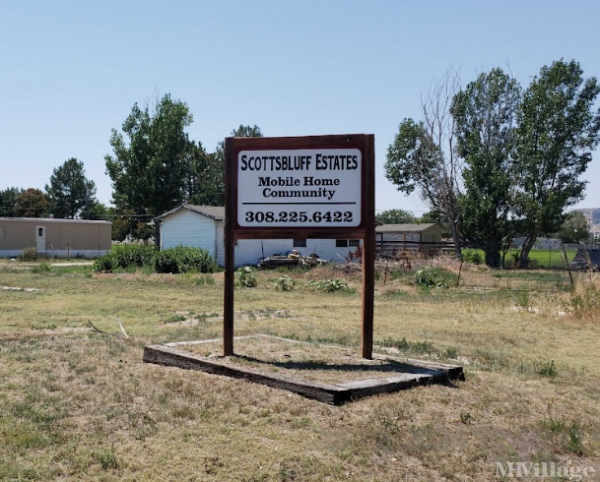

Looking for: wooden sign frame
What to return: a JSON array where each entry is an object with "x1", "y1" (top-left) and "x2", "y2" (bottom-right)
[{"x1": 223, "y1": 134, "x2": 375, "y2": 358}]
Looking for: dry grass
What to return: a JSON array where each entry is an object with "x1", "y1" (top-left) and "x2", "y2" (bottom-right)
[
  {"x1": 1, "y1": 262, "x2": 600, "y2": 481},
  {"x1": 179, "y1": 336, "x2": 439, "y2": 384}
]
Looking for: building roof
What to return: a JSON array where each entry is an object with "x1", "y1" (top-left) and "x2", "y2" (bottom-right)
[
  {"x1": 375, "y1": 223, "x2": 441, "y2": 233},
  {"x1": 155, "y1": 204, "x2": 225, "y2": 221},
  {"x1": 0, "y1": 217, "x2": 111, "y2": 224}
]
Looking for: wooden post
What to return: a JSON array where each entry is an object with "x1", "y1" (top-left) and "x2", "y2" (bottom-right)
[
  {"x1": 361, "y1": 135, "x2": 375, "y2": 359},
  {"x1": 223, "y1": 137, "x2": 235, "y2": 356},
  {"x1": 562, "y1": 245, "x2": 574, "y2": 286}
]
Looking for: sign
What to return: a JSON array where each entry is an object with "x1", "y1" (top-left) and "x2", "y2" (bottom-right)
[
  {"x1": 237, "y1": 148, "x2": 362, "y2": 228},
  {"x1": 223, "y1": 135, "x2": 375, "y2": 359}
]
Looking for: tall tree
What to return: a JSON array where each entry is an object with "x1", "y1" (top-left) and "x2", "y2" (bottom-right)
[
  {"x1": 0, "y1": 187, "x2": 23, "y2": 217},
  {"x1": 375, "y1": 209, "x2": 416, "y2": 224},
  {"x1": 513, "y1": 60, "x2": 600, "y2": 267},
  {"x1": 452, "y1": 68, "x2": 520, "y2": 267},
  {"x1": 558, "y1": 211, "x2": 590, "y2": 243},
  {"x1": 203, "y1": 125, "x2": 264, "y2": 206},
  {"x1": 385, "y1": 71, "x2": 463, "y2": 259},
  {"x1": 46, "y1": 158, "x2": 97, "y2": 218},
  {"x1": 182, "y1": 140, "x2": 224, "y2": 206},
  {"x1": 14, "y1": 188, "x2": 50, "y2": 217},
  {"x1": 105, "y1": 94, "x2": 193, "y2": 237}
]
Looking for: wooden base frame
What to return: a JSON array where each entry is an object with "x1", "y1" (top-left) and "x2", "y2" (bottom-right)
[{"x1": 143, "y1": 335, "x2": 464, "y2": 405}]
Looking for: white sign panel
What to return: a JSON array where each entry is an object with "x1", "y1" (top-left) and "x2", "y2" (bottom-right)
[{"x1": 237, "y1": 148, "x2": 362, "y2": 228}]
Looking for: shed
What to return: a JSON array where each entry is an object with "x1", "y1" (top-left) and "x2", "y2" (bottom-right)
[
  {"x1": 0, "y1": 217, "x2": 112, "y2": 258},
  {"x1": 375, "y1": 224, "x2": 445, "y2": 243},
  {"x1": 154, "y1": 204, "x2": 363, "y2": 268}
]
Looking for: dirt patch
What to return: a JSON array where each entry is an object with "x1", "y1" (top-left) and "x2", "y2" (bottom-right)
[
  {"x1": 178, "y1": 336, "x2": 435, "y2": 384},
  {"x1": 2, "y1": 286, "x2": 42, "y2": 292}
]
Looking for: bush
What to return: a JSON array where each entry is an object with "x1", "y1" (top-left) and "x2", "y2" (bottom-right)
[
  {"x1": 94, "y1": 245, "x2": 154, "y2": 273},
  {"x1": 463, "y1": 250, "x2": 482, "y2": 264},
  {"x1": 413, "y1": 267, "x2": 458, "y2": 288},
  {"x1": 567, "y1": 284, "x2": 600, "y2": 321},
  {"x1": 273, "y1": 275, "x2": 295, "y2": 291},
  {"x1": 93, "y1": 252, "x2": 117, "y2": 272},
  {"x1": 306, "y1": 278, "x2": 354, "y2": 293},
  {"x1": 113, "y1": 245, "x2": 155, "y2": 269},
  {"x1": 31, "y1": 261, "x2": 52, "y2": 274},
  {"x1": 153, "y1": 246, "x2": 217, "y2": 274},
  {"x1": 237, "y1": 266, "x2": 258, "y2": 287},
  {"x1": 21, "y1": 247, "x2": 38, "y2": 261}
]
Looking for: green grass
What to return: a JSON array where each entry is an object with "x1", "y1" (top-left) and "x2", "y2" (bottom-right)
[{"x1": 462, "y1": 248, "x2": 576, "y2": 268}]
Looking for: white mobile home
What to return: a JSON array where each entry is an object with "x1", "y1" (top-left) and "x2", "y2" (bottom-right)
[{"x1": 154, "y1": 205, "x2": 363, "y2": 268}]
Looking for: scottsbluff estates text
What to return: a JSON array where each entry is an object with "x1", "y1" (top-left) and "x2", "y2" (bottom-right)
[{"x1": 240, "y1": 153, "x2": 360, "y2": 171}]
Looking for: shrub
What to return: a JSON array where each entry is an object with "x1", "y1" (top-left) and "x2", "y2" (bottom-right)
[
  {"x1": 463, "y1": 250, "x2": 482, "y2": 264},
  {"x1": 153, "y1": 246, "x2": 216, "y2": 274},
  {"x1": 306, "y1": 278, "x2": 354, "y2": 293},
  {"x1": 31, "y1": 262, "x2": 52, "y2": 274},
  {"x1": 21, "y1": 247, "x2": 38, "y2": 261},
  {"x1": 237, "y1": 266, "x2": 258, "y2": 287},
  {"x1": 567, "y1": 284, "x2": 600, "y2": 321},
  {"x1": 413, "y1": 267, "x2": 458, "y2": 288},
  {"x1": 514, "y1": 290, "x2": 534, "y2": 312},
  {"x1": 93, "y1": 252, "x2": 117, "y2": 272},
  {"x1": 93, "y1": 245, "x2": 154, "y2": 273},
  {"x1": 273, "y1": 275, "x2": 295, "y2": 291},
  {"x1": 533, "y1": 360, "x2": 558, "y2": 378},
  {"x1": 112, "y1": 245, "x2": 155, "y2": 269}
]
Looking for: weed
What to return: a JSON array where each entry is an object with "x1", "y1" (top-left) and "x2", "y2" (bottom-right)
[
  {"x1": 413, "y1": 267, "x2": 458, "y2": 288},
  {"x1": 459, "y1": 412, "x2": 472, "y2": 424},
  {"x1": 379, "y1": 337, "x2": 434, "y2": 354},
  {"x1": 31, "y1": 262, "x2": 52, "y2": 274},
  {"x1": 164, "y1": 314, "x2": 187, "y2": 324},
  {"x1": 568, "y1": 424, "x2": 586, "y2": 455},
  {"x1": 20, "y1": 247, "x2": 38, "y2": 261},
  {"x1": 96, "y1": 446, "x2": 119, "y2": 470},
  {"x1": 305, "y1": 278, "x2": 354, "y2": 293},
  {"x1": 533, "y1": 360, "x2": 558, "y2": 378},
  {"x1": 566, "y1": 284, "x2": 600, "y2": 321},
  {"x1": 514, "y1": 290, "x2": 534, "y2": 312},
  {"x1": 463, "y1": 250, "x2": 482, "y2": 264},
  {"x1": 444, "y1": 347, "x2": 458, "y2": 359},
  {"x1": 273, "y1": 275, "x2": 295, "y2": 291},
  {"x1": 237, "y1": 267, "x2": 258, "y2": 288}
]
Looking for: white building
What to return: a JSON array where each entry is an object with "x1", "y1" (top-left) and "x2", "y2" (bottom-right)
[{"x1": 154, "y1": 205, "x2": 363, "y2": 268}]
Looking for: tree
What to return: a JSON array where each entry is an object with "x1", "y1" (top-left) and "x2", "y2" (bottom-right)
[
  {"x1": 385, "y1": 71, "x2": 463, "y2": 259},
  {"x1": 375, "y1": 209, "x2": 416, "y2": 224},
  {"x1": 558, "y1": 211, "x2": 590, "y2": 243},
  {"x1": 201, "y1": 125, "x2": 264, "y2": 206},
  {"x1": 46, "y1": 158, "x2": 97, "y2": 219},
  {"x1": 88, "y1": 202, "x2": 109, "y2": 220},
  {"x1": 14, "y1": 189, "x2": 50, "y2": 217},
  {"x1": 513, "y1": 60, "x2": 600, "y2": 267},
  {"x1": 182, "y1": 140, "x2": 224, "y2": 206},
  {"x1": 105, "y1": 94, "x2": 193, "y2": 238},
  {"x1": 0, "y1": 187, "x2": 23, "y2": 217},
  {"x1": 452, "y1": 68, "x2": 520, "y2": 267}
]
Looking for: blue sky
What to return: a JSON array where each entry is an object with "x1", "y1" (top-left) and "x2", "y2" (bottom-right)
[{"x1": 1, "y1": 0, "x2": 599, "y2": 215}]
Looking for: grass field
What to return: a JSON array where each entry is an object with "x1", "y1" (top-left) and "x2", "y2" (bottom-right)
[
  {"x1": 463, "y1": 248, "x2": 576, "y2": 269},
  {"x1": 1, "y1": 260, "x2": 599, "y2": 481}
]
